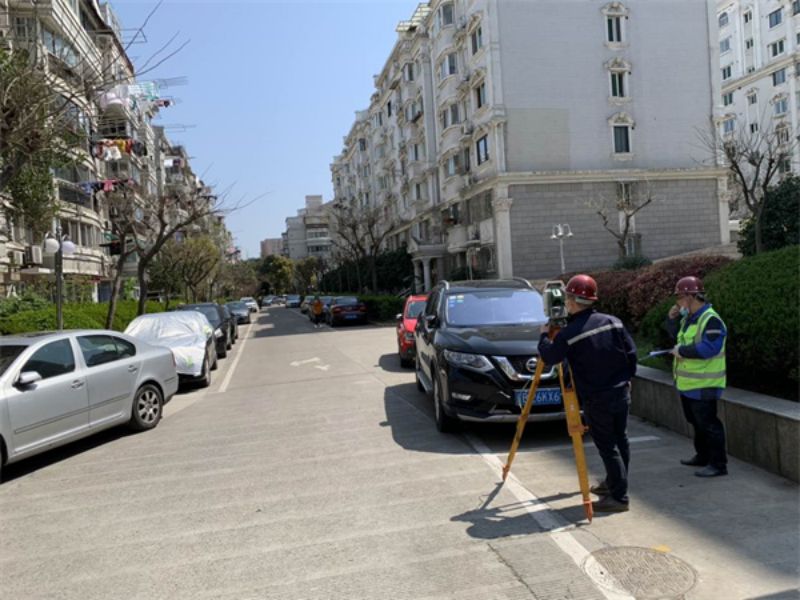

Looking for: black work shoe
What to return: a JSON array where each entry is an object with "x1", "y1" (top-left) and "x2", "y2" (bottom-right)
[
  {"x1": 590, "y1": 480, "x2": 609, "y2": 496},
  {"x1": 695, "y1": 465, "x2": 728, "y2": 478},
  {"x1": 680, "y1": 455, "x2": 708, "y2": 467},
  {"x1": 593, "y1": 496, "x2": 629, "y2": 513}
]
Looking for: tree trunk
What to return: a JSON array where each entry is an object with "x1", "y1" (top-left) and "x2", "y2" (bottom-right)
[
  {"x1": 137, "y1": 261, "x2": 148, "y2": 315},
  {"x1": 754, "y1": 213, "x2": 764, "y2": 254},
  {"x1": 370, "y1": 255, "x2": 378, "y2": 293},
  {"x1": 105, "y1": 253, "x2": 127, "y2": 329}
]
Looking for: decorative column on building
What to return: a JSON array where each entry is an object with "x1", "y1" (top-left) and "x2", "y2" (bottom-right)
[
  {"x1": 422, "y1": 258, "x2": 432, "y2": 291},
  {"x1": 492, "y1": 196, "x2": 514, "y2": 278},
  {"x1": 413, "y1": 260, "x2": 423, "y2": 293}
]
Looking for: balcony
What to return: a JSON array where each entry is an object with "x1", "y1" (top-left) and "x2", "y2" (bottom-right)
[{"x1": 446, "y1": 224, "x2": 467, "y2": 252}]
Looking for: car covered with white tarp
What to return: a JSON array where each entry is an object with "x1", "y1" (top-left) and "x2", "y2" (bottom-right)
[{"x1": 125, "y1": 312, "x2": 217, "y2": 388}]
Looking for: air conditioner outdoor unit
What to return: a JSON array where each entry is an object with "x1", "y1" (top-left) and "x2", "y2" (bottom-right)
[{"x1": 25, "y1": 245, "x2": 43, "y2": 265}]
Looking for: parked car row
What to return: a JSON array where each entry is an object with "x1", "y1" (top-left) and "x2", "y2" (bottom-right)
[{"x1": 0, "y1": 296, "x2": 259, "y2": 482}]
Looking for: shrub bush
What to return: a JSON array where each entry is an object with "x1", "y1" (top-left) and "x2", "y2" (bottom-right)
[
  {"x1": 624, "y1": 255, "x2": 734, "y2": 327},
  {"x1": 360, "y1": 295, "x2": 406, "y2": 322},
  {"x1": 738, "y1": 175, "x2": 799, "y2": 257},
  {"x1": 0, "y1": 300, "x2": 167, "y2": 335},
  {"x1": 591, "y1": 270, "x2": 638, "y2": 326},
  {"x1": 612, "y1": 255, "x2": 652, "y2": 271},
  {"x1": 637, "y1": 246, "x2": 799, "y2": 400},
  {"x1": 0, "y1": 293, "x2": 51, "y2": 320},
  {"x1": 705, "y1": 245, "x2": 799, "y2": 398}
]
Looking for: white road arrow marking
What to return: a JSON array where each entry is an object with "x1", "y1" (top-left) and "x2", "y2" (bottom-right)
[
  {"x1": 290, "y1": 357, "x2": 321, "y2": 367},
  {"x1": 314, "y1": 364, "x2": 331, "y2": 371}
]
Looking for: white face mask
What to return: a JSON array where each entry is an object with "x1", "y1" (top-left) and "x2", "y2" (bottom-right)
[{"x1": 679, "y1": 307, "x2": 690, "y2": 317}]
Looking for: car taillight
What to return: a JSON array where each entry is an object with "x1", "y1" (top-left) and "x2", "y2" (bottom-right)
[
  {"x1": 333, "y1": 307, "x2": 342, "y2": 313},
  {"x1": 359, "y1": 305, "x2": 367, "y2": 312}
]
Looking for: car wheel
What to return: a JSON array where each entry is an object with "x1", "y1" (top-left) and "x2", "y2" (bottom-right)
[
  {"x1": 211, "y1": 353, "x2": 219, "y2": 371},
  {"x1": 199, "y1": 358, "x2": 211, "y2": 388},
  {"x1": 399, "y1": 344, "x2": 412, "y2": 368},
  {"x1": 128, "y1": 384, "x2": 163, "y2": 431},
  {"x1": 218, "y1": 345, "x2": 228, "y2": 359},
  {"x1": 433, "y1": 371, "x2": 459, "y2": 433}
]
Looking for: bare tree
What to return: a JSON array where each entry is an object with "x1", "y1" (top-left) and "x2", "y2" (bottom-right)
[
  {"x1": 698, "y1": 113, "x2": 799, "y2": 254},
  {"x1": 330, "y1": 199, "x2": 391, "y2": 292},
  {"x1": 588, "y1": 180, "x2": 656, "y2": 259}
]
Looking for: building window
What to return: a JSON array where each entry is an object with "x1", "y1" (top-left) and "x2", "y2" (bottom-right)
[
  {"x1": 743, "y1": 11, "x2": 752, "y2": 23},
  {"x1": 720, "y1": 37, "x2": 731, "y2": 53},
  {"x1": 471, "y1": 25, "x2": 483, "y2": 54},
  {"x1": 607, "y1": 16, "x2": 623, "y2": 43},
  {"x1": 412, "y1": 143, "x2": 421, "y2": 161},
  {"x1": 611, "y1": 72, "x2": 626, "y2": 98},
  {"x1": 445, "y1": 154, "x2": 461, "y2": 178},
  {"x1": 773, "y1": 68, "x2": 786, "y2": 85},
  {"x1": 721, "y1": 65, "x2": 732, "y2": 80},
  {"x1": 13, "y1": 17, "x2": 36, "y2": 40},
  {"x1": 778, "y1": 155, "x2": 792, "y2": 173},
  {"x1": 774, "y1": 97, "x2": 788, "y2": 115},
  {"x1": 722, "y1": 92, "x2": 733, "y2": 106},
  {"x1": 718, "y1": 12, "x2": 729, "y2": 28},
  {"x1": 747, "y1": 93, "x2": 757, "y2": 105},
  {"x1": 750, "y1": 123, "x2": 759, "y2": 133},
  {"x1": 768, "y1": 8, "x2": 782, "y2": 28},
  {"x1": 794, "y1": 0, "x2": 800, "y2": 15},
  {"x1": 777, "y1": 126, "x2": 791, "y2": 145},
  {"x1": 475, "y1": 81, "x2": 487, "y2": 109},
  {"x1": 359, "y1": 138, "x2": 367, "y2": 151},
  {"x1": 722, "y1": 118, "x2": 735, "y2": 135},
  {"x1": 476, "y1": 135, "x2": 489, "y2": 164},
  {"x1": 404, "y1": 62, "x2": 415, "y2": 82},
  {"x1": 439, "y1": 2, "x2": 455, "y2": 27},
  {"x1": 769, "y1": 39, "x2": 785, "y2": 58},
  {"x1": 745, "y1": 38, "x2": 754, "y2": 49},
  {"x1": 414, "y1": 182, "x2": 423, "y2": 200},
  {"x1": 439, "y1": 52, "x2": 457, "y2": 80},
  {"x1": 613, "y1": 125, "x2": 631, "y2": 153}
]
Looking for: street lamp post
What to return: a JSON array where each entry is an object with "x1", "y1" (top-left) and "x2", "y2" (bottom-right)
[
  {"x1": 550, "y1": 224, "x2": 573, "y2": 274},
  {"x1": 44, "y1": 229, "x2": 76, "y2": 331}
]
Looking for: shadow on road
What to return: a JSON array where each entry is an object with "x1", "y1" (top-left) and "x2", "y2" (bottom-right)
[
  {"x1": 1, "y1": 426, "x2": 136, "y2": 483},
  {"x1": 378, "y1": 353, "x2": 409, "y2": 374}
]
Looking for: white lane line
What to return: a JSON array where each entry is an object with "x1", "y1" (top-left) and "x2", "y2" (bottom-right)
[
  {"x1": 219, "y1": 322, "x2": 254, "y2": 394},
  {"x1": 465, "y1": 433, "x2": 633, "y2": 600},
  {"x1": 494, "y1": 435, "x2": 660, "y2": 455}
]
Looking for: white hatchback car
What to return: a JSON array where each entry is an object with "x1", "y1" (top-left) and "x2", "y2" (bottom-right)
[{"x1": 0, "y1": 330, "x2": 178, "y2": 481}]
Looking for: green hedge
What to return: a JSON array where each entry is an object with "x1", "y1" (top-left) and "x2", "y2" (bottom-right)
[
  {"x1": 638, "y1": 246, "x2": 799, "y2": 400},
  {"x1": 360, "y1": 295, "x2": 406, "y2": 322},
  {"x1": 0, "y1": 300, "x2": 166, "y2": 335}
]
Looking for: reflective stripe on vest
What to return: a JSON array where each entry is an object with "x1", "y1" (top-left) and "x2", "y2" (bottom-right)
[
  {"x1": 673, "y1": 307, "x2": 726, "y2": 392},
  {"x1": 566, "y1": 321, "x2": 624, "y2": 346}
]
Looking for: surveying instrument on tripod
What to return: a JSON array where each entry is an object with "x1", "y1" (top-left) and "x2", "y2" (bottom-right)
[{"x1": 501, "y1": 280, "x2": 594, "y2": 523}]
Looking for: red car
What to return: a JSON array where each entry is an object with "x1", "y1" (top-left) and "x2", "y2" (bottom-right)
[{"x1": 396, "y1": 294, "x2": 428, "y2": 368}]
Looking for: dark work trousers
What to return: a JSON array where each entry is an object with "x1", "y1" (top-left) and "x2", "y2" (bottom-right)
[
  {"x1": 680, "y1": 395, "x2": 727, "y2": 469},
  {"x1": 583, "y1": 387, "x2": 630, "y2": 503}
]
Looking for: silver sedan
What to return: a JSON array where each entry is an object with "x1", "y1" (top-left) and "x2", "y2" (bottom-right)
[{"x1": 0, "y1": 330, "x2": 178, "y2": 481}]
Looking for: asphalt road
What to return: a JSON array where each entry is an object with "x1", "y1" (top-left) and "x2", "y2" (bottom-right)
[{"x1": 1, "y1": 307, "x2": 797, "y2": 599}]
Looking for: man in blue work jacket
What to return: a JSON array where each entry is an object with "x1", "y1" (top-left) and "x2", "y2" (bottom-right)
[
  {"x1": 666, "y1": 276, "x2": 728, "y2": 478},
  {"x1": 539, "y1": 275, "x2": 638, "y2": 513}
]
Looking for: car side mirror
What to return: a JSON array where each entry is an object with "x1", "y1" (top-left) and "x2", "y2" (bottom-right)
[
  {"x1": 396, "y1": 313, "x2": 403, "y2": 322},
  {"x1": 425, "y1": 314, "x2": 439, "y2": 328},
  {"x1": 16, "y1": 371, "x2": 42, "y2": 388}
]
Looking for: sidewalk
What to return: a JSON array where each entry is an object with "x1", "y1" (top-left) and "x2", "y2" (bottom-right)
[{"x1": 472, "y1": 416, "x2": 800, "y2": 599}]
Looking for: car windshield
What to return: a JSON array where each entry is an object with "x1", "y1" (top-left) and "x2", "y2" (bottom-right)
[
  {"x1": 444, "y1": 289, "x2": 546, "y2": 326},
  {"x1": 228, "y1": 302, "x2": 247, "y2": 311},
  {"x1": 182, "y1": 305, "x2": 220, "y2": 326},
  {"x1": 241, "y1": 297, "x2": 255, "y2": 303},
  {"x1": 126, "y1": 316, "x2": 199, "y2": 340},
  {"x1": 322, "y1": 296, "x2": 333, "y2": 304},
  {"x1": 0, "y1": 345, "x2": 27, "y2": 377},
  {"x1": 287, "y1": 295, "x2": 300, "y2": 301},
  {"x1": 405, "y1": 301, "x2": 426, "y2": 319},
  {"x1": 335, "y1": 297, "x2": 358, "y2": 306}
]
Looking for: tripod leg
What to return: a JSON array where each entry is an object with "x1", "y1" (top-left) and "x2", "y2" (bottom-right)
[
  {"x1": 559, "y1": 364, "x2": 593, "y2": 522},
  {"x1": 502, "y1": 359, "x2": 546, "y2": 481}
]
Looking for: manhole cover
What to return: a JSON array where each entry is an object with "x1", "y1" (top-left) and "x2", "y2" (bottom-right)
[{"x1": 582, "y1": 546, "x2": 697, "y2": 599}]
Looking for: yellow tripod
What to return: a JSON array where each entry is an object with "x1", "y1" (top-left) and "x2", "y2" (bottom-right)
[{"x1": 501, "y1": 328, "x2": 593, "y2": 523}]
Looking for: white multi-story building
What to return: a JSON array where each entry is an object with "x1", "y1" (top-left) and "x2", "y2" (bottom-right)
[
  {"x1": 260, "y1": 238, "x2": 283, "y2": 258},
  {"x1": 716, "y1": 0, "x2": 800, "y2": 179},
  {"x1": 282, "y1": 195, "x2": 334, "y2": 262},
  {"x1": 333, "y1": 0, "x2": 729, "y2": 288}
]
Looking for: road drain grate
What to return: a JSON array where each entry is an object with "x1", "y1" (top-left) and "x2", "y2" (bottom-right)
[{"x1": 582, "y1": 546, "x2": 697, "y2": 599}]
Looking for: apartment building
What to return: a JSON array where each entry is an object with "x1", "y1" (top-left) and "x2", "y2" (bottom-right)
[
  {"x1": 716, "y1": 0, "x2": 800, "y2": 180},
  {"x1": 282, "y1": 195, "x2": 334, "y2": 262},
  {"x1": 332, "y1": 0, "x2": 729, "y2": 288},
  {"x1": 260, "y1": 238, "x2": 283, "y2": 258}
]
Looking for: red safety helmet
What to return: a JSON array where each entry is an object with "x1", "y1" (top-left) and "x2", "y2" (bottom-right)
[
  {"x1": 674, "y1": 276, "x2": 704, "y2": 295},
  {"x1": 565, "y1": 274, "x2": 598, "y2": 302}
]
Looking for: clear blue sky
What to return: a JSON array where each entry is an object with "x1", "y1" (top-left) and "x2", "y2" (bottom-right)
[{"x1": 112, "y1": 0, "x2": 420, "y2": 259}]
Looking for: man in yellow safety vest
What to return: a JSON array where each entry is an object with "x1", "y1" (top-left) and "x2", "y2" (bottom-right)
[{"x1": 666, "y1": 276, "x2": 728, "y2": 477}]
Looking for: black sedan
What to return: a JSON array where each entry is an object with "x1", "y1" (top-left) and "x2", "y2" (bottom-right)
[
  {"x1": 177, "y1": 303, "x2": 233, "y2": 359},
  {"x1": 414, "y1": 279, "x2": 563, "y2": 432},
  {"x1": 226, "y1": 301, "x2": 251, "y2": 325}
]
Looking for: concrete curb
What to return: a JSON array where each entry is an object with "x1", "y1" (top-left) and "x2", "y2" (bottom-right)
[{"x1": 631, "y1": 366, "x2": 800, "y2": 482}]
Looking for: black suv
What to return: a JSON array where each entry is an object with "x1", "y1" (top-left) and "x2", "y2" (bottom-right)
[{"x1": 414, "y1": 279, "x2": 564, "y2": 432}]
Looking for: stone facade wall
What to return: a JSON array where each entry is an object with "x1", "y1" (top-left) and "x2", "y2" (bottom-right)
[{"x1": 508, "y1": 178, "x2": 722, "y2": 280}]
